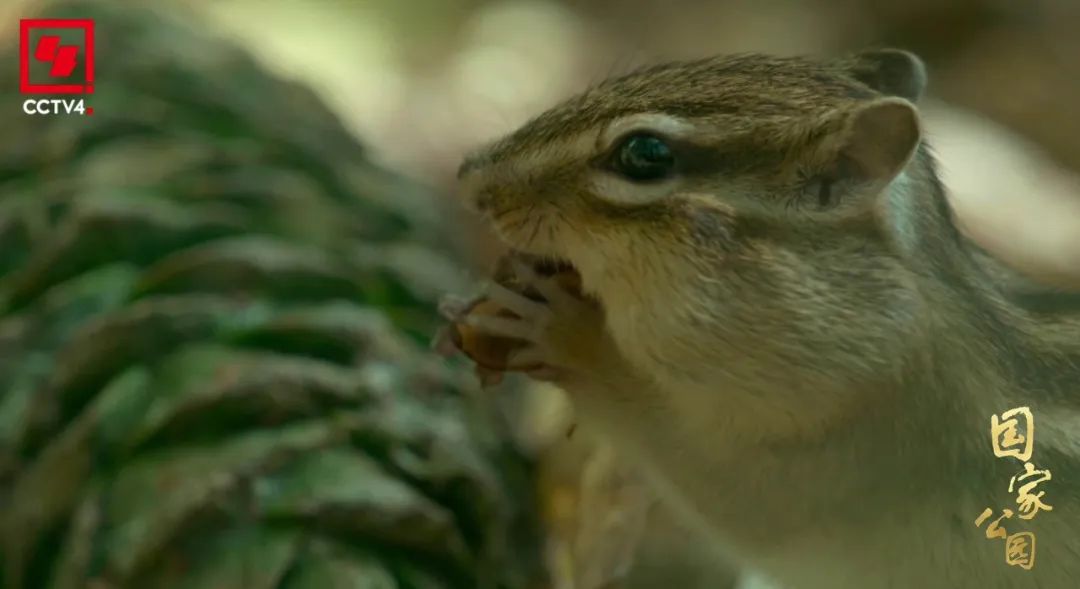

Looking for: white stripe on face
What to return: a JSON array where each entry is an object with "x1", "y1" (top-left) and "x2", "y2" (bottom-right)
[{"x1": 599, "y1": 113, "x2": 696, "y2": 152}]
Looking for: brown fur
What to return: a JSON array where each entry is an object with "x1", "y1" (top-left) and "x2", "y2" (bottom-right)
[{"x1": 458, "y1": 50, "x2": 1080, "y2": 588}]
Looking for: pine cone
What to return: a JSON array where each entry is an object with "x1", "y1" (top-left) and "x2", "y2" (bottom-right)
[{"x1": 0, "y1": 2, "x2": 545, "y2": 588}]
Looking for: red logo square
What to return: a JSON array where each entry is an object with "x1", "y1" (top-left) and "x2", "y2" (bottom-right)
[{"x1": 19, "y1": 19, "x2": 95, "y2": 95}]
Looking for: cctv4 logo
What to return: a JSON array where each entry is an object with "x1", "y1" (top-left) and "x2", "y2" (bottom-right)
[
  {"x1": 19, "y1": 19, "x2": 95, "y2": 116},
  {"x1": 24, "y1": 98, "x2": 91, "y2": 116}
]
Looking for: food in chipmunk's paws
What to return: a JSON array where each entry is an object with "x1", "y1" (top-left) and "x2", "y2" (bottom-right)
[{"x1": 446, "y1": 256, "x2": 582, "y2": 373}]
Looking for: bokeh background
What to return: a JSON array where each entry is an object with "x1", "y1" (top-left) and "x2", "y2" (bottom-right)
[{"x1": 1, "y1": 1, "x2": 1078, "y2": 589}]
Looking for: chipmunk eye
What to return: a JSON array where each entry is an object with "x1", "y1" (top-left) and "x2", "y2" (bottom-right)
[{"x1": 612, "y1": 134, "x2": 675, "y2": 182}]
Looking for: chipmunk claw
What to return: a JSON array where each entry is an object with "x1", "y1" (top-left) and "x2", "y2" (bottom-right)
[
  {"x1": 485, "y1": 280, "x2": 552, "y2": 322},
  {"x1": 437, "y1": 294, "x2": 472, "y2": 322}
]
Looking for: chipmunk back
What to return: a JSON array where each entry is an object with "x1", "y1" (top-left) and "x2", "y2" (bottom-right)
[{"x1": 454, "y1": 49, "x2": 1080, "y2": 588}]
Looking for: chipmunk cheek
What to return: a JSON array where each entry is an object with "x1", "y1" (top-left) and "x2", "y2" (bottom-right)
[
  {"x1": 673, "y1": 198, "x2": 738, "y2": 248},
  {"x1": 689, "y1": 213, "x2": 730, "y2": 247}
]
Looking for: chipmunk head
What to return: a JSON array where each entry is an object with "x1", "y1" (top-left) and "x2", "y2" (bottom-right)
[
  {"x1": 457, "y1": 48, "x2": 930, "y2": 267},
  {"x1": 459, "y1": 50, "x2": 947, "y2": 407}
]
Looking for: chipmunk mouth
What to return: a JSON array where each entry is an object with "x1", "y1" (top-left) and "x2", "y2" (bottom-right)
[
  {"x1": 499, "y1": 250, "x2": 583, "y2": 295},
  {"x1": 481, "y1": 202, "x2": 584, "y2": 291},
  {"x1": 504, "y1": 250, "x2": 577, "y2": 277},
  {"x1": 531, "y1": 256, "x2": 577, "y2": 276}
]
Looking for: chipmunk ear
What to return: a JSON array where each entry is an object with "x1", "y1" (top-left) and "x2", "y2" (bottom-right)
[
  {"x1": 847, "y1": 49, "x2": 927, "y2": 103},
  {"x1": 826, "y1": 97, "x2": 922, "y2": 185}
]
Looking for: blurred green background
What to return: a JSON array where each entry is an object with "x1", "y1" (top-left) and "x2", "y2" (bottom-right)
[{"x1": 1, "y1": 1, "x2": 1078, "y2": 588}]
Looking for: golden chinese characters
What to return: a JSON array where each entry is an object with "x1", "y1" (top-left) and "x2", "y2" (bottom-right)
[
  {"x1": 991, "y1": 406, "x2": 1033, "y2": 462},
  {"x1": 1009, "y1": 462, "x2": 1054, "y2": 520},
  {"x1": 976, "y1": 406, "x2": 1053, "y2": 570},
  {"x1": 1005, "y1": 532, "x2": 1036, "y2": 570}
]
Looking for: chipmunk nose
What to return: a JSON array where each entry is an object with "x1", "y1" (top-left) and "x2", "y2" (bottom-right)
[
  {"x1": 456, "y1": 155, "x2": 494, "y2": 211},
  {"x1": 457, "y1": 155, "x2": 486, "y2": 180}
]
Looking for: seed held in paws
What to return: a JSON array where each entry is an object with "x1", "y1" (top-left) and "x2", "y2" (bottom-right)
[{"x1": 448, "y1": 298, "x2": 537, "y2": 372}]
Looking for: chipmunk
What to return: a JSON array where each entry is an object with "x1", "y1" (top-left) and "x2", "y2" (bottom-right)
[{"x1": 449, "y1": 49, "x2": 1080, "y2": 588}]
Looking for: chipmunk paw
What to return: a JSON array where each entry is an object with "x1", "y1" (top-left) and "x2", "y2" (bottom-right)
[{"x1": 471, "y1": 260, "x2": 601, "y2": 382}]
